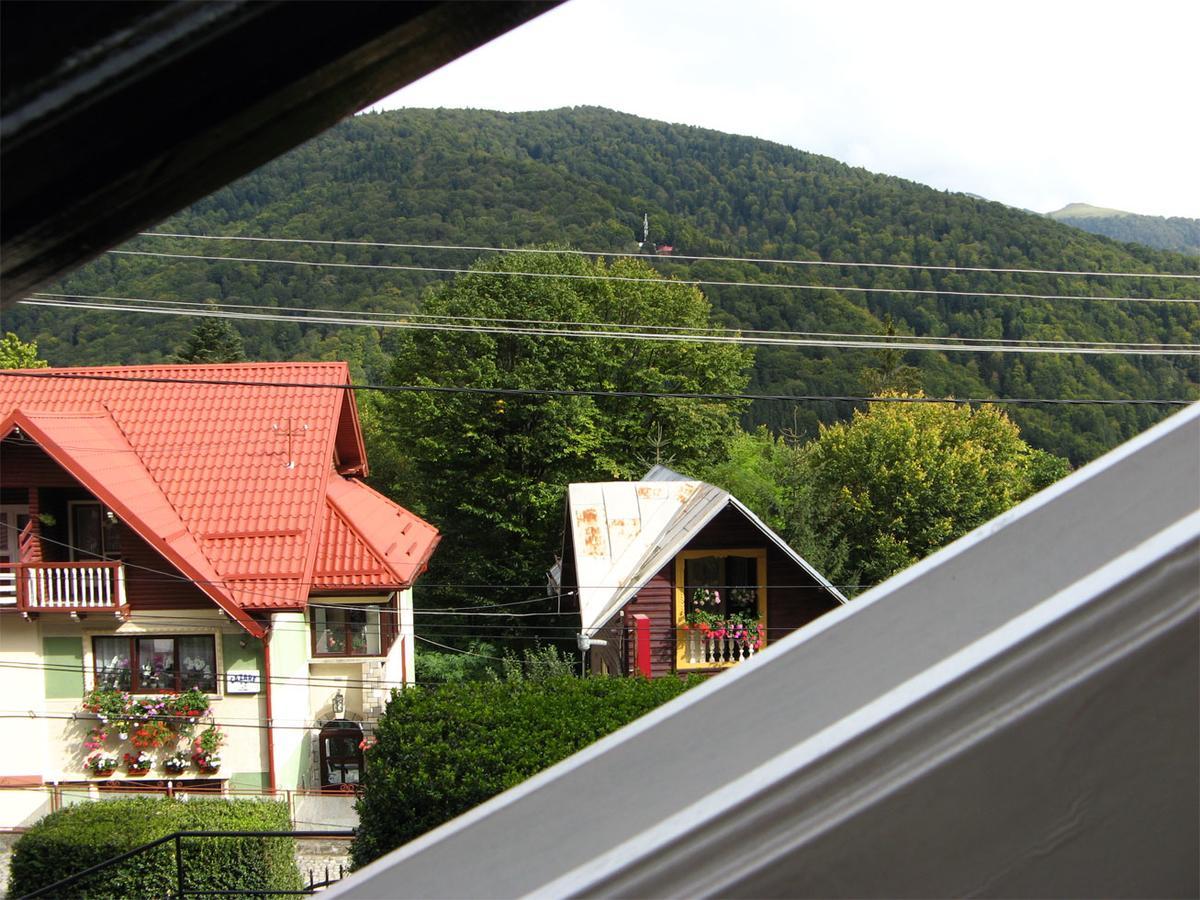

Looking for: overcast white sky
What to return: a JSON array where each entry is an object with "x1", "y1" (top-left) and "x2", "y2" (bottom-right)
[{"x1": 369, "y1": 0, "x2": 1199, "y2": 219}]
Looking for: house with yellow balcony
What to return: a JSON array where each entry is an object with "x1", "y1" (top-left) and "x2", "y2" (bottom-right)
[{"x1": 554, "y1": 466, "x2": 844, "y2": 677}]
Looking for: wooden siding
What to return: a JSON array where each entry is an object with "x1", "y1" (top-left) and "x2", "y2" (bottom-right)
[
  {"x1": 594, "y1": 505, "x2": 841, "y2": 676},
  {"x1": 1, "y1": 440, "x2": 214, "y2": 610}
]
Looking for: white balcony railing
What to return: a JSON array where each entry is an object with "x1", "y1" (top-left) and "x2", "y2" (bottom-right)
[
  {"x1": 0, "y1": 562, "x2": 127, "y2": 611},
  {"x1": 679, "y1": 622, "x2": 764, "y2": 669}
]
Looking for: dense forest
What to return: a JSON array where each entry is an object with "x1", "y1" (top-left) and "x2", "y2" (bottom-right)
[
  {"x1": 1047, "y1": 203, "x2": 1200, "y2": 256},
  {"x1": 8, "y1": 106, "x2": 1199, "y2": 464}
]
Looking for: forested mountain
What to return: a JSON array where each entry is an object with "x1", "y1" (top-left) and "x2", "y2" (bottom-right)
[
  {"x1": 9, "y1": 107, "x2": 1199, "y2": 463},
  {"x1": 1047, "y1": 203, "x2": 1200, "y2": 255}
]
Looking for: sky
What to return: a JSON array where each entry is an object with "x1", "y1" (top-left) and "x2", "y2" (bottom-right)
[{"x1": 369, "y1": 0, "x2": 1200, "y2": 219}]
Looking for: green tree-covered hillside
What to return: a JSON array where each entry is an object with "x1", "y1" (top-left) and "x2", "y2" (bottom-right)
[
  {"x1": 9, "y1": 107, "x2": 1198, "y2": 463},
  {"x1": 1046, "y1": 203, "x2": 1200, "y2": 256}
]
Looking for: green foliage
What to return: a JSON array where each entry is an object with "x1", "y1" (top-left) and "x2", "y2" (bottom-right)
[
  {"x1": 495, "y1": 644, "x2": 578, "y2": 681},
  {"x1": 860, "y1": 315, "x2": 923, "y2": 395},
  {"x1": 352, "y1": 674, "x2": 701, "y2": 867},
  {"x1": 414, "y1": 643, "x2": 503, "y2": 683},
  {"x1": 792, "y1": 396, "x2": 1071, "y2": 590},
  {"x1": 379, "y1": 249, "x2": 752, "y2": 608},
  {"x1": 0, "y1": 331, "x2": 47, "y2": 368},
  {"x1": 175, "y1": 301, "x2": 246, "y2": 362},
  {"x1": 694, "y1": 426, "x2": 798, "y2": 535},
  {"x1": 8, "y1": 107, "x2": 1193, "y2": 466},
  {"x1": 1047, "y1": 205, "x2": 1200, "y2": 255},
  {"x1": 7, "y1": 797, "x2": 301, "y2": 898}
]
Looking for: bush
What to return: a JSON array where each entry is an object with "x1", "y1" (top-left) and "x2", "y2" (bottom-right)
[
  {"x1": 352, "y1": 674, "x2": 701, "y2": 867},
  {"x1": 8, "y1": 797, "x2": 302, "y2": 898}
]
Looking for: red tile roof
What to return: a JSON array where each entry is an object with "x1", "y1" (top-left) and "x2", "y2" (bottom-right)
[{"x1": 0, "y1": 363, "x2": 439, "y2": 626}]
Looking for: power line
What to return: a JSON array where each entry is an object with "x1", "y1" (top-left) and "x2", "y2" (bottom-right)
[
  {"x1": 103, "y1": 249, "x2": 1200, "y2": 305},
  {"x1": 137, "y1": 231, "x2": 1200, "y2": 281},
  {"x1": 3, "y1": 367, "x2": 1193, "y2": 407},
  {"x1": 26, "y1": 292, "x2": 1198, "y2": 356}
]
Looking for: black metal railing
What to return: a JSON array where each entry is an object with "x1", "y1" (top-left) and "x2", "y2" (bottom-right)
[{"x1": 18, "y1": 829, "x2": 355, "y2": 899}]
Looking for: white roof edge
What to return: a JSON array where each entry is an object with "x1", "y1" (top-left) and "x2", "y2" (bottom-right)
[
  {"x1": 579, "y1": 484, "x2": 731, "y2": 633},
  {"x1": 726, "y1": 494, "x2": 848, "y2": 604},
  {"x1": 331, "y1": 402, "x2": 1200, "y2": 899}
]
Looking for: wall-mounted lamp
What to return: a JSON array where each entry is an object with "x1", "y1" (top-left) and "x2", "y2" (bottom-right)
[{"x1": 332, "y1": 690, "x2": 345, "y2": 718}]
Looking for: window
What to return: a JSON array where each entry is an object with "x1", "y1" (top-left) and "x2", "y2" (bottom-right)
[
  {"x1": 93, "y1": 635, "x2": 217, "y2": 693},
  {"x1": 311, "y1": 604, "x2": 395, "y2": 657},
  {"x1": 681, "y1": 553, "x2": 762, "y2": 621},
  {"x1": 674, "y1": 549, "x2": 768, "y2": 670},
  {"x1": 69, "y1": 501, "x2": 121, "y2": 560},
  {"x1": 319, "y1": 721, "x2": 364, "y2": 791}
]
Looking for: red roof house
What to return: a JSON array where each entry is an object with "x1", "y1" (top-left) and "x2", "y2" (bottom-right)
[{"x1": 0, "y1": 362, "x2": 438, "y2": 807}]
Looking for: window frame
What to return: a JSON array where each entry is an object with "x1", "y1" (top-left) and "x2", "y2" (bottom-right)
[
  {"x1": 67, "y1": 500, "x2": 121, "y2": 561},
  {"x1": 310, "y1": 601, "x2": 398, "y2": 658},
  {"x1": 91, "y1": 633, "x2": 219, "y2": 694},
  {"x1": 674, "y1": 548, "x2": 768, "y2": 671}
]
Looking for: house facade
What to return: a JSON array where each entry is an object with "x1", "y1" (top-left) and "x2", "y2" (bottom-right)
[
  {"x1": 0, "y1": 362, "x2": 438, "y2": 824},
  {"x1": 555, "y1": 466, "x2": 844, "y2": 677}
]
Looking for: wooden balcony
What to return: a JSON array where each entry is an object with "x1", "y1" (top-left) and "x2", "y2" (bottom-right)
[{"x1": 0, "y1": 561, "x2": 127, "y2": 614}]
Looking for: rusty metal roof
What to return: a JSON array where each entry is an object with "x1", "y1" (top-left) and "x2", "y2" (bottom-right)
[{"x1": 567, "y1": 467, "x2": 845, "y2": 633}]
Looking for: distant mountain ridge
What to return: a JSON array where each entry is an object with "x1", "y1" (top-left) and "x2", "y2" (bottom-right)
[
  {"x1": 1047, "y1": 203, "x2": 1200, "y2": 255},
  {"x1": 10, "y1": 106, "x2": 1199, "y2": 464}
]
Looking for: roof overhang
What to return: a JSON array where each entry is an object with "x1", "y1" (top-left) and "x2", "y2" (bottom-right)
[{"x1": 330, "y1": 403, "x2": 1200, "y2": 898}]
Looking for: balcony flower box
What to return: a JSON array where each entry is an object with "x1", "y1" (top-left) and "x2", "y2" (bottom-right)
[
  {"x1": 163, "y1": 751, "x2": 191, "y2": 775},
  {"x1": 123, "y1": 750, "x2": 154, "y2": 775},
  {"x1": 85, "y1": 754, "x2": 118, "y2": 777}
]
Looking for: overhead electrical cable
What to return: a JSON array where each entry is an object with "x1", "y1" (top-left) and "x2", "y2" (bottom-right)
[
  {"x1": 3, "y1": 368, "x2": 1192, "y2": 407},
  {"x1": 136, "y1": 231, "x2": 1200, "y2": 281},
  {"x1": 102, "y1": 249, "x2": 1200, "y2": 305},
  {"x1": 27, "y1": 292, "x2": 1195, "y2": 353},
  {"x1": 22, "y1": 295, "x2": 1199, "y2": 358}
]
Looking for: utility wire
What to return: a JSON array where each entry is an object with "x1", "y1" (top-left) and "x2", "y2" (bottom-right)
[
  {"x1": 102, "y1": 249, "x2": 1200, "y2": 305},
  {"x1": 3, "y1": 367, "x2": 1193, "y2": 407},
  {"x1": 27, "y1": 292, "x2": 1197, "y2": 355},
  {"x1": 137, "y1": 231, "x2": 1200, "y2": 281}
]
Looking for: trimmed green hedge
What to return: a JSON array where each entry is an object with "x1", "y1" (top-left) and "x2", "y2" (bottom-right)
[
  {"x1": 8, "y1": 797, "x2": 302, "y2": 898},
  {"x1": 352, "y1": 675, "x2": 701, "y2": 867}
]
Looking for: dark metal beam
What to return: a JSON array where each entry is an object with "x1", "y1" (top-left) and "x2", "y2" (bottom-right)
[{"x1": 0, "y1": 0, "x2": 560, "y2": 305}]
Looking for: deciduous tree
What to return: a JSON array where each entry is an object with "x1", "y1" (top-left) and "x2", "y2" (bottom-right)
[
  {"x1": 378, "y1": 250, "x2": 753, "y2": 605},
  {"x1": 792, "y1": 395, "x2": 1070, "y2": 591}
]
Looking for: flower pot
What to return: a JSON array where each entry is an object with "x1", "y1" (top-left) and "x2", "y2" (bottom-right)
[{"x1": 126, "y1": 768, "x2": 150, "y2": 776}]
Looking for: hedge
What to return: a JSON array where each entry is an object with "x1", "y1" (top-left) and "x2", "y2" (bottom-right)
[
  {"x1": 8, "y1": 796, "x2": 302, "y2": 898},
  {"x1": 352, "y1": 674, "x2": 701, "y2": 868}
]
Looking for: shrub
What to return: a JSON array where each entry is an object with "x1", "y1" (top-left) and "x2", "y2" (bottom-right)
[
  {"x1": 8, "y1": 797, "x2": 302, "y2": 898},
  {"x1": 352, "y1": 674, "x2": 700, "y2": 868}
]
